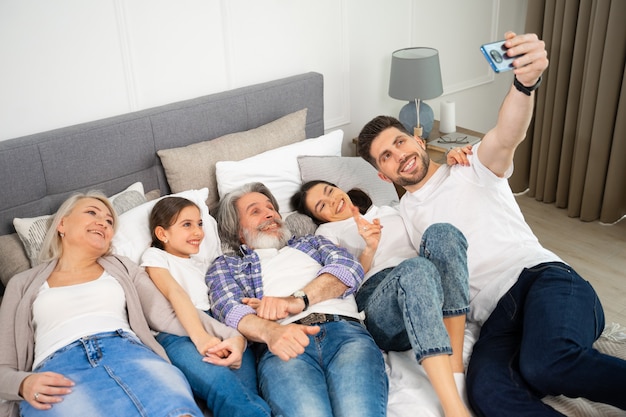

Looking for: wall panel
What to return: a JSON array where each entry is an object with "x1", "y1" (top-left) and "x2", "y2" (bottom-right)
[
  {"x1": 0, "y1": 0, "x2": 130, "y2": 140},
  {"x1": 0, "y1": 0, "x2": 526, "y2": 144},
  {"x1": 121, "y1": 0, "x2": 228, "y2": 110},
  {"x1": 223, "y1": 0, "x2": 350, "y2": 129}
]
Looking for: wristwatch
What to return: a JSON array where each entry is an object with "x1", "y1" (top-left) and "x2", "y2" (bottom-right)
[
  {"x1": 513, "y1": 75, "x2": 542, "y2": 96},
  {"x1": 292, "y1": 290, "x2": 309, "y2": 311}
]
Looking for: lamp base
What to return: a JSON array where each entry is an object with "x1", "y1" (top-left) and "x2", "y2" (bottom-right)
[{"x1": 398, "y1": 100, "x2": 435, "y2": 139}]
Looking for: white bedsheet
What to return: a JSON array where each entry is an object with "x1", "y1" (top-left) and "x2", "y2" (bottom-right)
[
  {"x1": 386, "y1": 323, "x2": 478, "y2": 417},
  {"x1": 384, "y1": 323, "x2": 626, "y2": 417}
]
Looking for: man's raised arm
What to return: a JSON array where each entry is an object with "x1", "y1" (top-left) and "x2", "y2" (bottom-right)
[{"x1": 478, "y1": 32, "x2": 549, "y2": 177}]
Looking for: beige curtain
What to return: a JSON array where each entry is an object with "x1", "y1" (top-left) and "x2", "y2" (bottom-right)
[{"x1": 510, "y1": 0, "x2": 626, "y2": 223}]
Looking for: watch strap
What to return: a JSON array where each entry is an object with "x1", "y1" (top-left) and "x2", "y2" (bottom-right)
[
  {"x1": 292, "y1": 290, "x2": 309, "y2": 311},
  {"x1": 513, "y1": 75, "x2": 542, "y2": 96}
]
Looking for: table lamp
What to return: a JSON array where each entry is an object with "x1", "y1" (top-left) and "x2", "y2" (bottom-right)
[{"x1": 389, "y1": 47, "x2": 443, "y2": 139}]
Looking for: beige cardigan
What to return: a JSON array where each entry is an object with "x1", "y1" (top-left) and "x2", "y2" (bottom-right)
[{"x1": 0, "y1": 254, "x2": 240, "y2": 417}]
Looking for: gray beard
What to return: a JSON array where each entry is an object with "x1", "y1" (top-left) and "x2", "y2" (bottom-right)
[{"x1": 243, "y1": 221, "x2": 292, "y2": 250}]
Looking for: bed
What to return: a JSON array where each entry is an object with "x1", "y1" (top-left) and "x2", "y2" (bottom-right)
[{"x1": 1, "y1": 72, "x2": 624, "y2": 417}]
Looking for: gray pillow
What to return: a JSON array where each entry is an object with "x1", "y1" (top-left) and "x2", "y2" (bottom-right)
[
  {"x1": 297, "y1": 156, "x2": 400, "y2": 207},
  {"x1": 158, "y1": 108, "x2": 307, "y2": 210},
  {"x1": 109, "y1": 189, "x2": 146, "y2": 214}
]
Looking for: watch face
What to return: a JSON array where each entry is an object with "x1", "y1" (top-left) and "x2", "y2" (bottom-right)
[{"x1": 293, "y1": 290, "x2": 306, "y2": 298}]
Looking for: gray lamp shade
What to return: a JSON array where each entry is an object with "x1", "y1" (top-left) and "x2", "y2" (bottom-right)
[
  {"x1": 388, "y1": 47, "x2": 443, "y2": 101},
  {"x1": 389, "y1": 47, "x2": 443, "y2": 139}
]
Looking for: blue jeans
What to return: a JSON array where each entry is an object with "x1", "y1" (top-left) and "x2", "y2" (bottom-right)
[
  {"x1": 467, "y1": 262, "x2": 626, "y2": 416},
  {"x1": 356, "y1": 223, "x2": 469, "y2": 362},
  {"x1": 257, "y1": 320, "x2": 388, "y2": 417},
  {"x1": 156, "y1": 332, "x2": 271, "y2": 417},
  {"x1": 21, "y1": 330, "x2": 202, "y2": 417}
]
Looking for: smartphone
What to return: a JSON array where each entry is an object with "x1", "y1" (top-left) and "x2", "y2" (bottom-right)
[{"x1": 480, "y1": 40, "x2": 516, "y2": 73}]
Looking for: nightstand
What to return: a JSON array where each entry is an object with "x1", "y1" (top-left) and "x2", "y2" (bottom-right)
[{"x1": 426, "y1": 120, "x2": 484, "y2": 163}]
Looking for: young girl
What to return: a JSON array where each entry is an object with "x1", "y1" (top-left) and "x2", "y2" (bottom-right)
[{"x1": 141, "y1": 197, "x2": 271, "y2": 417}]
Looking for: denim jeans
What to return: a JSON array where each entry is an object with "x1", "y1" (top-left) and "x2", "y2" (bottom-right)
[
  {"x1": 467, "y1": 262, "x2": 626, "y2": 416},
  {"x1": 356, "y1": 223, "x2": 469, "y2": 362},
  {"x1": 257, "y1": 320, "x2": 388, "y2": 417},
  {"x1": 156, "y1": 332, "x2": 271, "y2": 417},
  {"x1": 21, "y1": 330, "x2": 202, "y2": 417}
]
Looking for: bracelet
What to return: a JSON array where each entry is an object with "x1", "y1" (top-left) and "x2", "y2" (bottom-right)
[{"x1": 513, "y1": 75, "x2": 542, "y2": 96}]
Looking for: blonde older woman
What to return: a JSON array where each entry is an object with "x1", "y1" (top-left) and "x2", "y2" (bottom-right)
[{"x1": 0, "y1": 191, "x2": 231, "y2": 417}]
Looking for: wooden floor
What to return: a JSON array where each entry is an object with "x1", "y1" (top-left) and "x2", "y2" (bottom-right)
[{"x1": 515, "y1": 193, "x2": 626, "y2": 326}]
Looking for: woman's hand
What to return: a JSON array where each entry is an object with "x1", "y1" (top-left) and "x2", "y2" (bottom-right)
[
  {"x1": 446, "y1": 144, "x2": 473, "y2": 166},
  {"x1": 195, "y1": 334, "x2": 225, "y2": 358},
  {"x1": 351, "y1": 206, "x2": 381, "y2": 273},
  {"x1": 20, "y1": 372, "x2": 75, "y2": 410},
  {"x1": 352, "y1": 206, "x2": 382, "y2": 251},
  {"x1": 203, "y1": 336, "x2": 246, "y2": 369}
]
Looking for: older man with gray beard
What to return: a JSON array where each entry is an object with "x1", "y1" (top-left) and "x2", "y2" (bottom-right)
[{"x1": 206, "y1": 182, "x2": 388, "y2": 417}]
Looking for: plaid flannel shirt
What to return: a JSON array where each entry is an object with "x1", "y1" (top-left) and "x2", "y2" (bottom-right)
[{"x1": 206, "y1": 234, "x2": 364, "y2": 329}]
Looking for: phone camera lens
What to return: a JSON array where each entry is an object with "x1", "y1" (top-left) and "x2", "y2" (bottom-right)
[{"x1": 490, "y1": 50, "x2": 503, "y2": 63}]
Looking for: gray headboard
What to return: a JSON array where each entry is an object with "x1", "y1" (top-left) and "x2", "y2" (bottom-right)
[{"x1": 0, "y1": 72, "x2": 324, "y2": 236}]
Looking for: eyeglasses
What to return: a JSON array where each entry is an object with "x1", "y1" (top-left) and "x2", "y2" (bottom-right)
[{"x1": 436, "y1": 135, "x2": 469, "y2": 144}]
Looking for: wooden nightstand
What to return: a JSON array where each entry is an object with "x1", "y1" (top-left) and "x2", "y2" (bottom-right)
[{"x1": 426, "y1": 120, "x2": 484, "y2": 163}]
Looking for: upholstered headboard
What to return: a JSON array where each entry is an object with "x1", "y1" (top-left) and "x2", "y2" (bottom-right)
[
  {"x1": 0, "y1": 72, "x2": 324, "y2": 295},
  {"x1": 0, "y1": 72, "x2": 324, "y2": 236}
]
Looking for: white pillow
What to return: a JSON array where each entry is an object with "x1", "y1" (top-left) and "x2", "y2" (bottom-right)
[
  {"x1": 14, "y1": 182, "x2": 146, "y2": 267},
  {"x1": 112, "y1": 188, "x2": 221, "y2": 265},
  {"x1": 215, "y1": 129, "x2": 344, "y2": 214}
]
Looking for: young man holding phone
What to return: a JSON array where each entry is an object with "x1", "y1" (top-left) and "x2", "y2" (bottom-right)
[{"x1": 357, "y1": 32, "x2": 626, "y2": 416}]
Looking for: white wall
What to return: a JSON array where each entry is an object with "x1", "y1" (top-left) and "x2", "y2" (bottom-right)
[{"x1": 0, "y1": 0, "x2": 527, "y2": 155}]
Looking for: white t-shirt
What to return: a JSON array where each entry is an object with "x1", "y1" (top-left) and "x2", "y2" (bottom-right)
[
  {"x1": 33, "y1": 273, "x2": 133, "y2": 368},
  {"x1": 256, "y1": 246, "x2": 363, "y2": 325},
  {"x1": 141, "y1": 247, "x2": 213, "y2": 311},
  {"x1": 316, "y1": 205, "x2": 418, "y2": 280},
  {"x1": 399, "y1": 143, "x2": 561, "y2": 325}
]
